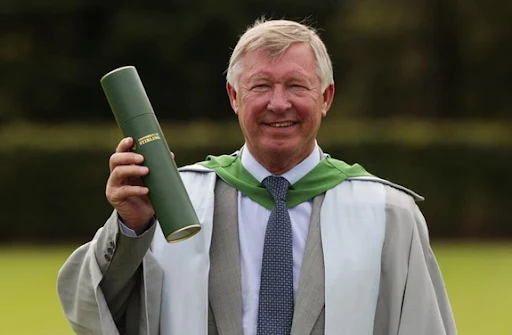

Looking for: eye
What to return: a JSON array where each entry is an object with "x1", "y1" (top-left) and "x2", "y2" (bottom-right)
[
  {"x1": 289, "y1": 84, "x2": 308, "y2": 91},
  {"x1": 251, "y1": 84, "x2": 271, "y2": 91}
]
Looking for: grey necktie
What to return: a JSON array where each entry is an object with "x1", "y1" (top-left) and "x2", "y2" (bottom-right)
[{"x1": 257, "y1": 176, "x2": 294, "y2": 335}]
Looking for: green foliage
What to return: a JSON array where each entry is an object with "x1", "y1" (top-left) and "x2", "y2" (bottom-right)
[
  {"x1": 0, "y1": 1, "x2": 511, "y2": 122},
  {"x1": 1, "y1": 118, "x2": 511, "y2": 152},
  {"x1": 1, "y1": 120, "x2": 511, "y2": 241},
  {"x1": 0, "y1": 120, "x2": 510, "y2": 241}
]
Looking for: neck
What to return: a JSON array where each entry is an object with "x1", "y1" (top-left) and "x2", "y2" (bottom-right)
[
  {"x1": 247, "y1": 145, "x2": 316, "y2": 175},
  {"x1": 265, "y1": 159, "x2": 301, "y2": 175}
]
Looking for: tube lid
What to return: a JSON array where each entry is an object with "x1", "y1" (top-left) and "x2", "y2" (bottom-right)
[{"x1": 101, "y1": 66, "x2": 156, "y2": 126}]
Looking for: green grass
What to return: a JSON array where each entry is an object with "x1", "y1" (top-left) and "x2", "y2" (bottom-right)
[
  {"x1": 0, "y1": 245, "x2": 77, "y2": 335},
  {"x1": 1, "y1": 243, "x2": 511, "y2": 334},
  {"x1": 433, "y1": 242, "x2": 512, "y2": 335}
]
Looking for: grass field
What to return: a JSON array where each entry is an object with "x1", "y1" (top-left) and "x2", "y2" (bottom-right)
[{"x1": 1, "y1": 243, "x2": 511, "y2": 334}]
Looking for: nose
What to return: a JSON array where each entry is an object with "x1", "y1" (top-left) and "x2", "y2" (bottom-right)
[{"x1": 267, "y1": 86, "x2": 291, "y2": 113}]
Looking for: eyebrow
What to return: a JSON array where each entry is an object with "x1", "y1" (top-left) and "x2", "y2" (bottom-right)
[
  {"x1": 248, "y1": 73, "x2": 311, "y2": 84},
  {"x1": 247, "y1": 74, "x2": 272, "y2": 82}
]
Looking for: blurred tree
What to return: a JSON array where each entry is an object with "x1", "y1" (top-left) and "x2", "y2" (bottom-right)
[
  {"x1": 456, "y1": 0, "x2": 512, "y2": 118},
  {"x1": 0, "y1": 0, "x2": 510, "y2": 122},
  {"x1": 328, "y1": 0, "x2": 438, "y2": 118}
]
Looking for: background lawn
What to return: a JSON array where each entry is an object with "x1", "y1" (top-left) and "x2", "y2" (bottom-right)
[
  {"x1": 434, "y1": 242, "x2": 512, "y2": 335},
  {"x1": 1, "y1": 243, "x2": 511, "y2": 335}
]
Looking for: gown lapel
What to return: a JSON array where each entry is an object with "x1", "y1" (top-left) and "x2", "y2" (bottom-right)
[
  {"x1": 291, "y1": 194, "x2": 326, "y2": 334},
  {"x1": 208, "y1": 179, "x2": 244, "y2": 335}
]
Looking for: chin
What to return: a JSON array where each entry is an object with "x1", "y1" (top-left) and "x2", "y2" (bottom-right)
[{"x1": 263, "y1": 143, "x2": 298, "y2": 157}]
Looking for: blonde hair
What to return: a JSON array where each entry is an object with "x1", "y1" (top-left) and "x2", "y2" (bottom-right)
[{"x1": 226, "y1": 18, "x2": 334, "y2": 91}]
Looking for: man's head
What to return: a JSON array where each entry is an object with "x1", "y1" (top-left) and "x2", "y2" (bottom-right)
[
  {"x1": 226, "y1": 19, "x2": 334, "y2": 92},
  {"x1": 226, "y1": 19, "x2": 335, "y2": 174}
]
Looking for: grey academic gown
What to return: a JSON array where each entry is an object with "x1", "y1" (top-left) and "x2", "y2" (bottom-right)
[{"x1": 57, "y1": 173, "x2": 457, "y2": 335}]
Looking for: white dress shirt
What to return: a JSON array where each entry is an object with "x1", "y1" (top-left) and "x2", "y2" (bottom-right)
[
  {"x1": 120, "y1": 144, "x2": 320, "y2": 335},
  {"x1": 238, "y1": 145, "x2": 319, "y2": 335}
]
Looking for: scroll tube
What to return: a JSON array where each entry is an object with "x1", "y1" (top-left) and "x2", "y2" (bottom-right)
[{"x1": 101, "y1": 65, "x2": 201, "y2": 242}]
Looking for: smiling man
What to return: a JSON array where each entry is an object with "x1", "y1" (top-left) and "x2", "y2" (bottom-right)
[
  {"x1": 58, "y1": 19, "x2": 457, "y2": 335},
  {"x1": 227, "y1": 40, "x2": 334, "y2": 175}
]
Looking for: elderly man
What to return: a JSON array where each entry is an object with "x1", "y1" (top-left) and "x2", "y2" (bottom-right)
[{"x1": 58, "y1": 19, "x2": 457, "y2": 335}]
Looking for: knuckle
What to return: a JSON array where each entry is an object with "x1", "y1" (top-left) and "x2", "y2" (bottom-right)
[
  {"x1": 106, "y1": 189, "x2": 117, "y2": 204},
  {"x1": 120, "y1": 185, "x2": 135, "y2": 197},
  {"x1": 109, "y1": 153, "x2": 119, "y2": 169},
  {"x1": 109, "y1": 166, "x2": 121, "y2": 179}
]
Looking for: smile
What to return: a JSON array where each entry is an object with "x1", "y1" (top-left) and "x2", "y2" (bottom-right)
[{"x1": 268, "y1": 122, "x2": 295, "y2": 128}]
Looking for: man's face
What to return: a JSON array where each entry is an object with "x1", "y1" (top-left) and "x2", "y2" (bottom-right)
[{"x1": 227, "y1": 42, "x2": 334, "y2": 170}]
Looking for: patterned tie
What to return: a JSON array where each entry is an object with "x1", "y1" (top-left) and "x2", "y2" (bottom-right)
[{"x1": 257, "y1": 176, "x2": 294, "y2": 335}]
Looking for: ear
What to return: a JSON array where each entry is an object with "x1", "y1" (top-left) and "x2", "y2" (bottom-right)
[
  {"x1": 226, "y1": 82, "x2": 239, "y2": 114},
  {"x1": 320, "y1": 84, "x2": 335, "y2": 117}
]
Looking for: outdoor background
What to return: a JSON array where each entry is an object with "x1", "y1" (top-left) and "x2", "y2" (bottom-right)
[{"x1": 1, "y1": 1, "x2": 511, "y2": 334}]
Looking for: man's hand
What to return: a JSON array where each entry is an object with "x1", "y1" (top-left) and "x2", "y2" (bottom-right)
[{"x1": 106, "y1": 137, "x2": 154, "y2": 234}]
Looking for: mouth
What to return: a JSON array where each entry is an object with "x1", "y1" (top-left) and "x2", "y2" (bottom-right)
[{"x1": 266, "y1": 121, "x2": 296, "y2": 128}]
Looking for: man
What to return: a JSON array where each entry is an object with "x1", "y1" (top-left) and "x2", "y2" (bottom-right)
[{"x1": 58, "y1": 19, "x2": 457, "y2": 335}]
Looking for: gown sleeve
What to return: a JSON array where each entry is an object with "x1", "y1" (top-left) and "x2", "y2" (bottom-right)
[
  {"x1": 374, "y1": 187, "x2": 457, "y2": 335},
  {"x1": 57, "y1": 211, "x2": 163, "y2": 335}
]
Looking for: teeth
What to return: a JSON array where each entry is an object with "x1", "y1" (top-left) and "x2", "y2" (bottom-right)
[{"x1": 270, "y1": 122, "x2": 294, "y2": 127}]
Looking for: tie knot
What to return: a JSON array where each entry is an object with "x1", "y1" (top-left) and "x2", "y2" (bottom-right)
[{"x1": 262, "y1": 176, "x2": 290, "y2": 202}]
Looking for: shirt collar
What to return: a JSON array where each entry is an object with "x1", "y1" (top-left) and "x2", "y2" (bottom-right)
[{"x1": 240, "y1": 142, "x2": 321, "y2": 185}]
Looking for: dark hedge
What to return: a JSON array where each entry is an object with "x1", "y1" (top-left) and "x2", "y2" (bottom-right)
[{"x1": 1, "y1": 144, "x2": 509, "y2": 243}]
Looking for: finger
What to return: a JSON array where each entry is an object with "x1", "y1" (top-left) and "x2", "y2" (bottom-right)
[
  {"x1": 109, "y1": 152, "x2": 145, "y2": 172},
  {"x1": 170, "y1": 151, "x2": 175, "y2": 159},
  {"x1": 107, "y1": 185, "x2": 149, "y2": 203},
  {"x1": 116, "y1": 137, "x2": 135, "y2": 153},
  {"x1": 108, "y1": 165, "x2": 149, "y2": 186}
]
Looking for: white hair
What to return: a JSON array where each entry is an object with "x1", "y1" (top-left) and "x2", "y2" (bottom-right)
[{"x1": 226, "y1": 18, "x2": 334, "y2": 91}]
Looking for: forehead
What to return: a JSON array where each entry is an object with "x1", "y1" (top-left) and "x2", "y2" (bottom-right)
[{"x1": 241, "y1": 43, "x2": 318, "y2": 81}]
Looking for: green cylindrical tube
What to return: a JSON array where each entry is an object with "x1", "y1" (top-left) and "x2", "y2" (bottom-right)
[{"x1": 100, "y1": 65, "x2": 201, "y2": 242}]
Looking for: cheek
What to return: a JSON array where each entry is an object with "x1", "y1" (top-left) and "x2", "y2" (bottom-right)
[
  {"x1": 237, "y1": 109, "x2": 258, "y2": 135},
  {"x1": 296, "y1": 100, "x2": 324, "y2": 121},
  {"x1": 240, "y1": 98, "x2": 268, "y2": 120},
  {"x1": 246, "y1": 94, "x2": 270, "y2": 111}
]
